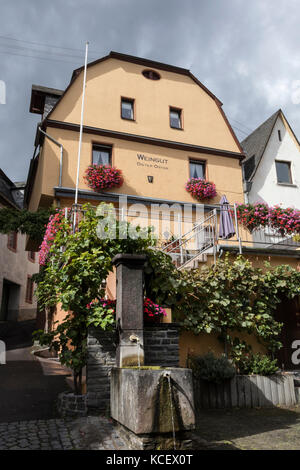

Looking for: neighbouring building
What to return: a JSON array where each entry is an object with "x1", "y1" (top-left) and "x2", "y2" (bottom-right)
[
  {"x1": 241, "y1": 109, "x2": 300, "y2": 208},
  {"x1": 25, "y1": 52, "x2": 300, "y2": 368},
  {"x1": 0, "y1": 169, "x2": 39, "y2": 322}
]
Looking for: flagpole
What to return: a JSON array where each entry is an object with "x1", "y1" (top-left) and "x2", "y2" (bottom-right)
[{"x1": 74, "y1": 41, "x2": 89, "y2": 227}]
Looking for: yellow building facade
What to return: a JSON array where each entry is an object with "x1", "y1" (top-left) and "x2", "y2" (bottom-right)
[
  {"x1": 26, "y1": 52, "x2": 300, "y2": 369},
  {"x1": 26, "y1": 51, "x2": 244, "y2": 214}
]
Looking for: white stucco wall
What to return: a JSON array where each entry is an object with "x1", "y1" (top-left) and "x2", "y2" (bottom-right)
[
  {"x1": 0, "y1": 231, "x2": 39, "y2": 321},
  {"x1": 248, "y1": 115, "x2": 300, "y2": 209}
]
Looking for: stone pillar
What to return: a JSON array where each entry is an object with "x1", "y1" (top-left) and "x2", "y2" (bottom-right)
[{"x1": 112, "y1": 254, "x2": 147, "y2": 367}]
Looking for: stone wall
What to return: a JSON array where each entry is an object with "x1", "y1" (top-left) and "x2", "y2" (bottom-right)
[
  {"x1": 87, "y1": 324, "x2": 179, "y2": 411},
  {"x1": 143, "y1": 324, "x2": 180, "y2": 367}
]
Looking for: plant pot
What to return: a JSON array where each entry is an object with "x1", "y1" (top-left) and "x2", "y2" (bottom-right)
[{"x1": 144, "y1": 315, "x2": 162, "y2": 324}]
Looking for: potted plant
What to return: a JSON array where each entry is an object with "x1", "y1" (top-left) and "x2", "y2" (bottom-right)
[
  {"x1": 236, "y1": 203, "x2": 300, "y2": 235},
  {"x1": 143, "y1": 298, "x2": 167, "y2": 324},
  {"x1": 268, "y1": 205, "x2": 300, "y2": 236},
  {"x1": 185, "y1": 178, "x2": 217, "y2": 201},
  {"x1": 162, "y1": 235, "x2": 181, "y2": 253},
  {"x1": 87, "y1": 297, "x2": 167, "y2": 325},
  {"x1": 84, "y1": 164, "x2": 123, "y2": 191},
  {"x1": 235, "y1": 202, "x2": 269, "y2": 233}
]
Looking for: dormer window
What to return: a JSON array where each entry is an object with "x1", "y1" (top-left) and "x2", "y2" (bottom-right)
[{"x1": 142, "y1": 70, "x2": 160, "y2": 80}]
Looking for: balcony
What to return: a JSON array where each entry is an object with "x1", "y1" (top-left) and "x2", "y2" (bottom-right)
[{"x1": 67, "y1": 203, "x2": 300, "y2": 269}]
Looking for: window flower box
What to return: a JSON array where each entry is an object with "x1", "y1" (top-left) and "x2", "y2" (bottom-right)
[
  {"x1": 235, "y1": 202, "x2": 269, "y2": 233},
  {"x1": 185, "y1": 178, "x2": 217, "y2": 201},
  {"x1": 84, "y1": 164, "x2": 123, "y2": 191},
  {"x1": 236, "y1": 203, "x2": 300, "y2": 235}
]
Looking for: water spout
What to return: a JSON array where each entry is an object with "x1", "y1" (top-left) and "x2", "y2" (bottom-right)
[{"x1": 129, "y1": 334, "x2": 141, "y2": 369}]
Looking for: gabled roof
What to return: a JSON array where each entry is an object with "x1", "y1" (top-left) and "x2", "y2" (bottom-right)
[
  {"x1": 30, "y1": 84, "x2": 63, "y2": 115},
  {"x1": 42, "y1": 50, "x2": 243, "y2": 154},
  {"x1": 241, "y1": 110, "x2": 281, "y2": 181},
  {"x1": 0, "y1": 169, "x2": 24, "y2": 209},
  {"x1": 70, "y1": 50, "x2": 221, "y2": 103}
]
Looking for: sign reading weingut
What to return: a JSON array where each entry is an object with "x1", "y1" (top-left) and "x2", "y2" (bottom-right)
[{"x1": 136, "y1": 153, "x2": 168, "y2": 170}]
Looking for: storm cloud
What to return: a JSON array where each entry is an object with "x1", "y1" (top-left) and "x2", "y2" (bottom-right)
[{"x1": 0, "y1": 0, "x2": 300, "y2": 181}]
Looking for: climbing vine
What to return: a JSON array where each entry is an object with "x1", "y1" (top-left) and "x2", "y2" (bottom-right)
[
  {"x1": 33, "y1": 204, "x2": 300, "y2": 391},
  {"x1": 34, "y1": 203, "x2": 161, "y2": 393},
  {"x1": 176, "y1": 254, "x2": 300, "y2": 360},
  {"x1": 0, "y1": 207, "x2": 54, "y2": 244}
]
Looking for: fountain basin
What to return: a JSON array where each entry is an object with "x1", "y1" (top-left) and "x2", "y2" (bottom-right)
[{"x1": 110, "y1": 367, "x2": 195, "y2": 435}]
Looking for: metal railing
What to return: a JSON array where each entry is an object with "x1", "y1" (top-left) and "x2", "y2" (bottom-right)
[
  {"x1": 65, "y1": 203, "x2": 300, "y2": 269},
  {"x1": 217, "y1": 204, "x2": 300, "y2": 252},
  {"x1": 160, "y1": 209, "x2": 217, "y2": 269}
]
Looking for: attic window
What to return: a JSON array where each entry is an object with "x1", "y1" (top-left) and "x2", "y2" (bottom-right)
[
  {"x1": 142, "y1": 69, "x2": 160, "y2": 81},
  {"x1": 278, "y1": 130, "x2": 282, "y2": 141},
  {"x1": 275, "y1": 161, "x2": 292, "y2": 184}
]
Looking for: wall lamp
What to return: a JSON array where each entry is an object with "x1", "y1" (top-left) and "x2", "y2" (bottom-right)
[{"x1": 147, "y1": 175, "x2": 154, "y2": 183}]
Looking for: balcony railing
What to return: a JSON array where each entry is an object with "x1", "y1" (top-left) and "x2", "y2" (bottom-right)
[{"x1": 66, "y1": 203, "x2": 300, "y2": 269}]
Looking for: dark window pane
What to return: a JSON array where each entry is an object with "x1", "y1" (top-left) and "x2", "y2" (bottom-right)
[
  {"x1": 26, "y1": 277, "x2": 33, "y2": 303},
  {"x1": 142, "y1": 70, "x2": 160, "y2": 80},
  {"x1": 92, "y1": 146, "x2": 111, "y2": 166},
  {"x1": 7, "y1": 232, "x2": 17, "y2": 250},
  {"x1": 121, "y1": 100, "x2": 134, "y2": 120},
  {"x1": 170, "y1": 109, "x2": 181, "y2": 129},
  {"x1": 276, "y1": 161, "x2": 292, "y2": 183},
  {"x1": 190, "y1": 161, "x2": 205, "y2": 179}
]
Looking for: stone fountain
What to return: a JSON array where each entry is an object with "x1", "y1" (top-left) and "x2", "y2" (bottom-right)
[{"x1": 110, "y1": 254, "x2": 195, "y2": 450}]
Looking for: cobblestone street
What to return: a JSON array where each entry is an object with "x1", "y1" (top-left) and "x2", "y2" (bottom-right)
[
  {"x1": 0, "y1": 415, "x2": 127, "y2": 450},
  {"x1": 0, "y1": 324, "x2": 128, "y2": 450}
]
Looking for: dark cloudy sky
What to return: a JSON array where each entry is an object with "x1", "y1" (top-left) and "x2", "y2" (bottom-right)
[{"x1": 1, "y1": 0, "x2": 300, "y2": 182}]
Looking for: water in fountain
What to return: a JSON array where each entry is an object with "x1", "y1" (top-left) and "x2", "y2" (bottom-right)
[
  {"x1": 137, "y1": 341, "x2": 141, "y2": 369},
  {"x1": 166, "y1": 372, "x2": 176, "y2": 450}
]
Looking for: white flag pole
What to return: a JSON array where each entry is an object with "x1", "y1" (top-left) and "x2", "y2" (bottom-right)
[{"x1": 74, "y1": 41, "x2": 89, "y2": 208}]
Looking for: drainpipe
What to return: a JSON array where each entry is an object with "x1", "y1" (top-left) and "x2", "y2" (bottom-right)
[{"x1": 38, "y1": 127, "x2": 63, "y2": 187}]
